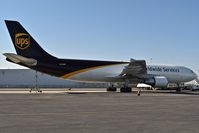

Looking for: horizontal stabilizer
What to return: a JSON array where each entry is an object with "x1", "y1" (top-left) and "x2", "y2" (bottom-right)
[{"x1": 3, "y1": 53, "x2": 37, "y2": 66}]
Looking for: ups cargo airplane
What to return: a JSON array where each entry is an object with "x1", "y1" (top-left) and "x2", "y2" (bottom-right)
[{"x1": 3, "y1": 20, "x2": 198, "y2": 92}]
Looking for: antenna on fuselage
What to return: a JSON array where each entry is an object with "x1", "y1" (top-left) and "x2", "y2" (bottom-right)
[{"x1": 148, "y1": 58, "x2": 153, "y2": 64}]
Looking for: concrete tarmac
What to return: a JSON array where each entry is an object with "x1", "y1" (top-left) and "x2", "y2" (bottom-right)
[{"x1": 0, "y1": 89, "x2": 199, "y2": 133}]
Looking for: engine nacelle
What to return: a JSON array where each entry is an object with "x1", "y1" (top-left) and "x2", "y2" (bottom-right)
[{"x1": 145, "y1": 76, "x2": 168, "y2": 88}]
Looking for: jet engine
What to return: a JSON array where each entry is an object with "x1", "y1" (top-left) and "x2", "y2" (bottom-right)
[{"x1": 145, "y1": 76, "x2": 168, "y2": 88}]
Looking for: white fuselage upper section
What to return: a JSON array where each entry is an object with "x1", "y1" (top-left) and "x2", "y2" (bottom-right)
[
  {"x1": 146, "y1": 65, "x2": 197, "y2": 83},
  {"x1": 67, "y1": 64, "x2": 197, "y2": 84}
]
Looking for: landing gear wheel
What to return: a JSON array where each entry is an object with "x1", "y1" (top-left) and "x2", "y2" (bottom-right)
[
  {"x1": 176, "y1": 87, "x2": 181, "y2": 92},
  {"x1": 120, "y1": 87, "x2": 132, "y2": 93},
  {"x1": 107, "y1": 87, "x2": 117, "y2": 92}
]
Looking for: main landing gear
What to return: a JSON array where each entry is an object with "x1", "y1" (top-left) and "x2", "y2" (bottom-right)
[
  {"x1": 107, "y1": 87, "x2": 132, "y2": 92},
  {"x1": 29, "y1": 88, "x2": 42, "y2": 93},
  {"x1": 106, "y1": 84, "x2": 132, "y2": 93},
  {"x1": 120, "y1": 87, "x2": 132, "y2": 92},
  {"x1": 106, "y1": 86, "x2": 117, "y2": 92},
  {"x1": 176, "y1": 83, "x2": 184, "y2": 92},
  {"x1": 176, "y1": 87, "x2": 181, "y2": 92}
]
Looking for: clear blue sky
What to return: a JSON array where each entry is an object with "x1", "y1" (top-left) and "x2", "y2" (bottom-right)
[{"x1": 0, "y1": 0, "x2": 199, "y2": 74}]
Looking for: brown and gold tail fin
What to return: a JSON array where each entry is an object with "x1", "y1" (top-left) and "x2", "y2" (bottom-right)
[{"x1": 5, "y1": 20, "x2": 56, "y2": 59}]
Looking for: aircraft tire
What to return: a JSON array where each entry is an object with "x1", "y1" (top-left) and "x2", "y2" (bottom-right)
[
  {"x1": 107, "y1": 87, "x2": 117, "y2": 92},
  {"x1": 176, "y1": 87, "x2": 181, "y2": 92},
  {"x1": 120, "y1": 87, "x2": 132, "y2": 93}
]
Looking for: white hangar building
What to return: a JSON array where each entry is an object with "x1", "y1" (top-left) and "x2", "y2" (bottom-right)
[{"x1": 0, "y1": 69, "x2": 106, "y2": 88}]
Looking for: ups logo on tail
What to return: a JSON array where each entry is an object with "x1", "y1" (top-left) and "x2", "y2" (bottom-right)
[{"x1": 15, "y1": 33, "x2": 30, "y2": 50}]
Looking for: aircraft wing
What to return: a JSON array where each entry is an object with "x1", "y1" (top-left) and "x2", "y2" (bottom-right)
[
  {"x1": 105, "y1": 59, "x2": 149, "y2": 83},
  {"x1": 120, "y1": 59, "x2": 148, "y2": 79}
]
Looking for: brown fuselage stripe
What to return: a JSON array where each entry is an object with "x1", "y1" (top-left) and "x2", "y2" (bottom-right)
[{"x1": 61, "y1": 63, "x2": 128, "y2": 79}]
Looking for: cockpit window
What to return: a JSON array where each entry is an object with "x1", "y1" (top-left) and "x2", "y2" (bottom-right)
[{"x1": 190, "y1": 70, "x2": 194, "y2": 73}]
